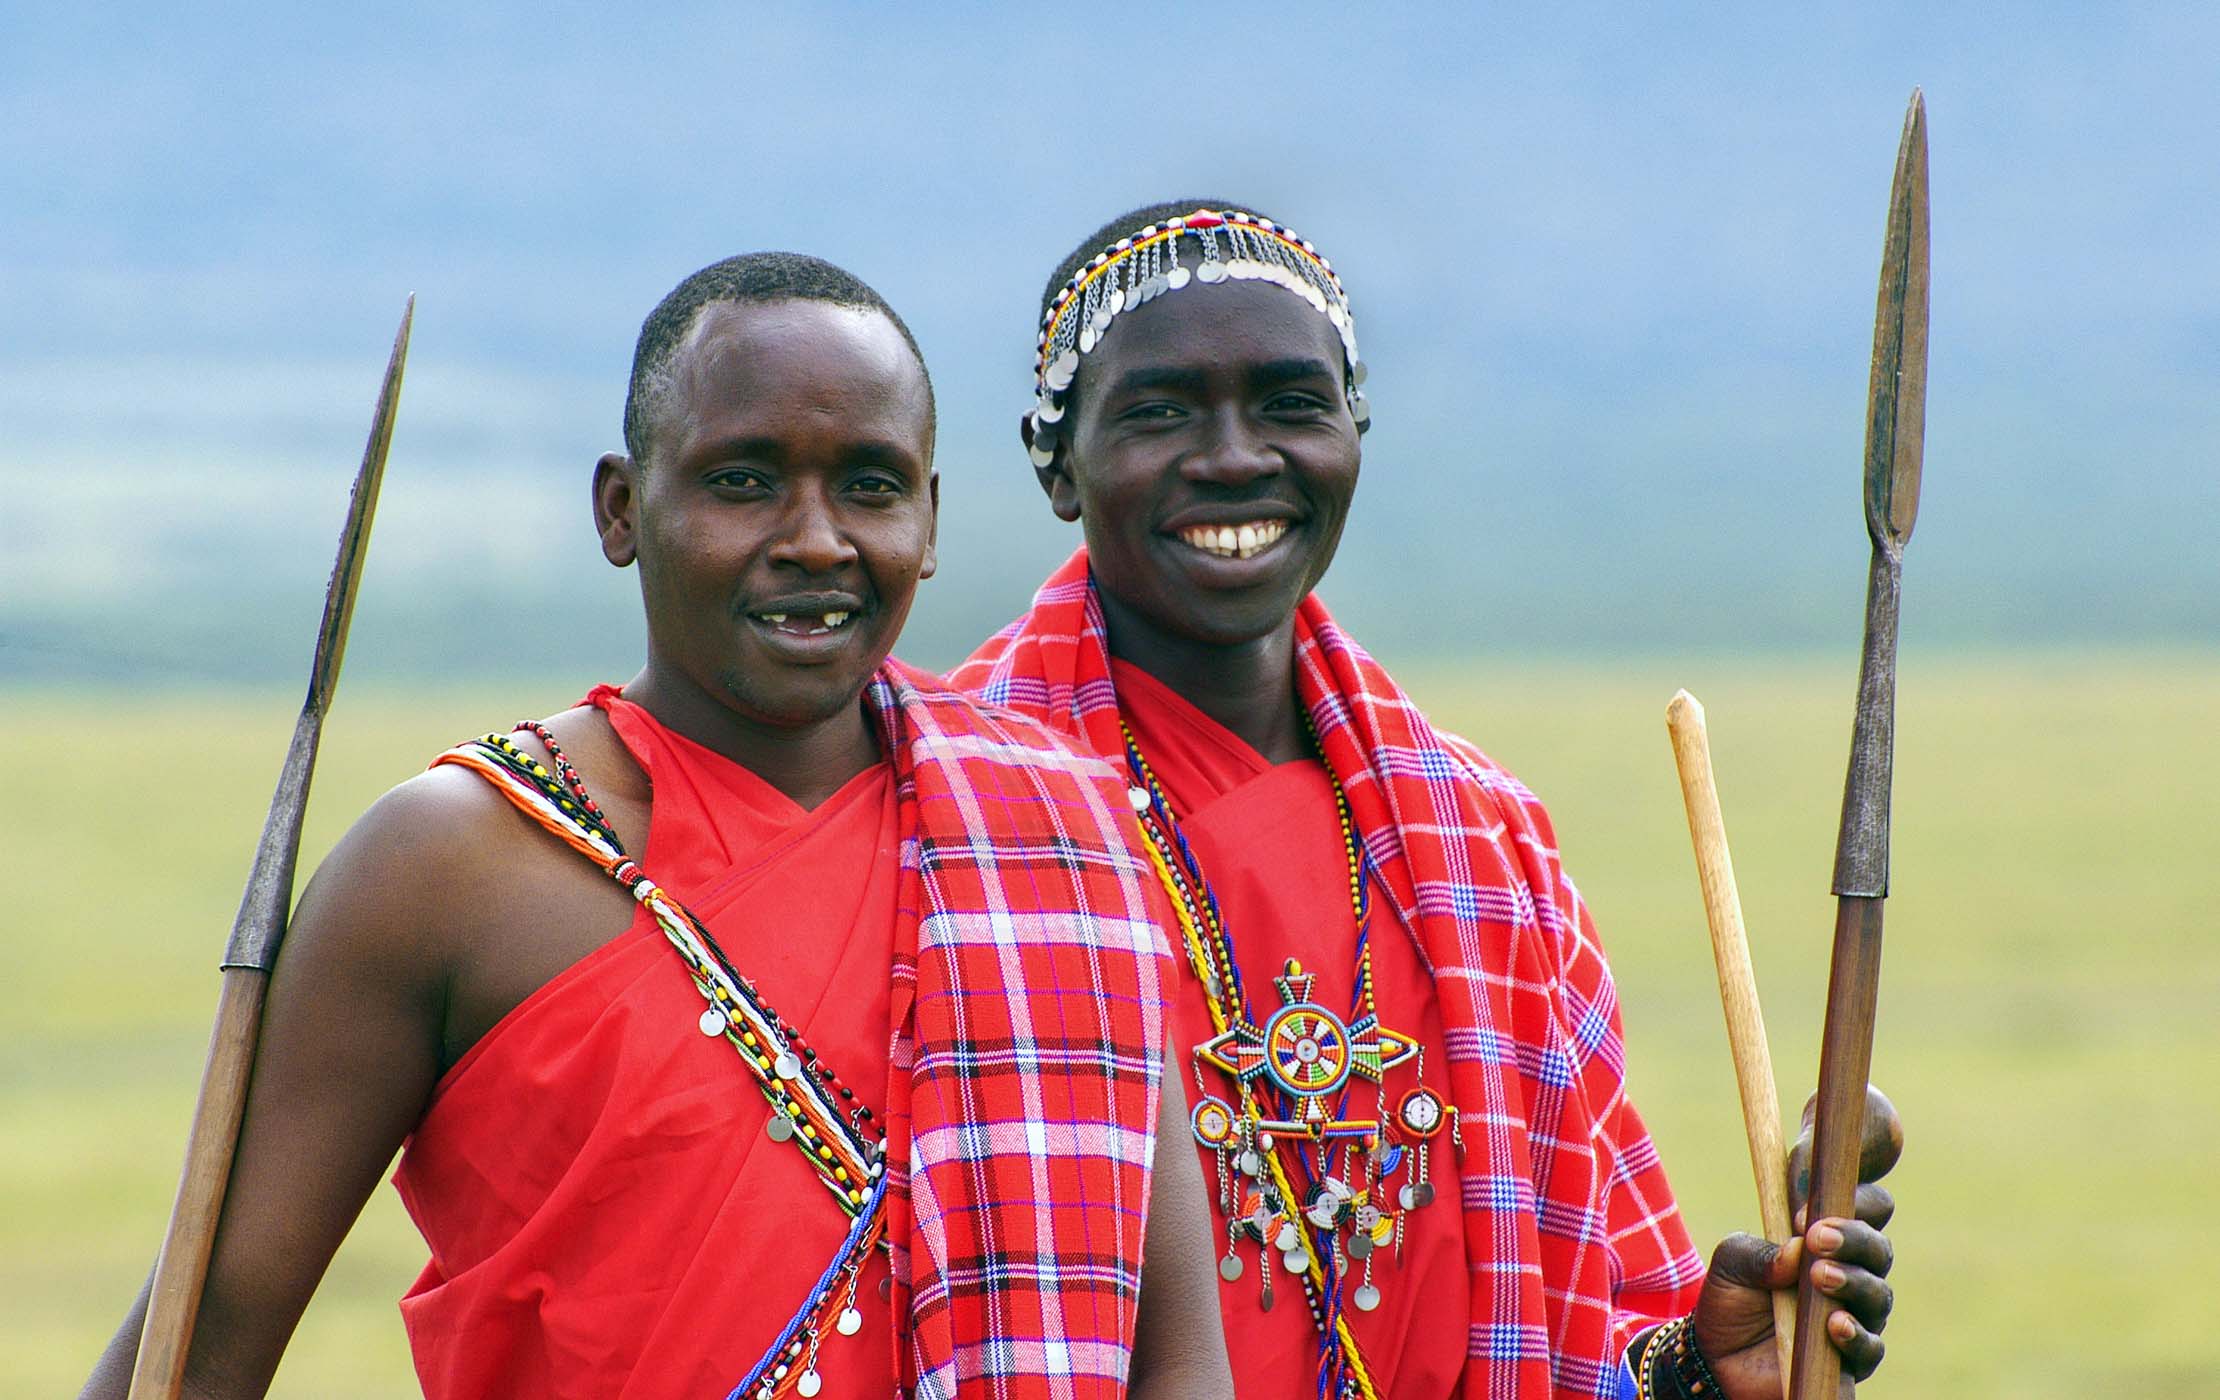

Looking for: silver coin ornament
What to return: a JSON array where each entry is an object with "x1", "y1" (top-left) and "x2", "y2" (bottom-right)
[
  {"x1": 766, "y1": 1115, "x2": 795, "y2": 1143},
  {"x1": 1353, "y1": 1284, "x2": 1382, "y2": 1312},
  {"x1": 1282, "y1": 1247, "x2": 1309, "y2": 1274},
  {"x1": 1237, "y1": 1150, "x2": 1262, "y2": 1176},
  {"x1": 1197, "y1": 260, "x2": 1227, "y2": 284},
  {"x1": 796, "y1": 1369, "x2": 822, "y2": 1397},
  {"x1": 774, "y1": 1052, "x2": 802, "y2": 1081},
  {"x1": 836, "y1": 1306, "x2": 863, "y2": 1336},
  {"x1": 1219, "y1": 1254, "x2": 1244, "y2": 1282},
  {"x1": 698, "y1": 1007, "x2": 727, "y2": 1036},
  {"x1": 1347, "y1": 1230, "x2": 1374, "y2": 1261},
  {"x1": 1167, "y1": 265, "x2": 1191, "y2": 289},
  {"x1": 1274, "y1": 1221, "x2": 1300, "y2": 1252}
]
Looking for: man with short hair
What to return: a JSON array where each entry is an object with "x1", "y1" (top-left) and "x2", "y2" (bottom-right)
[
  {"x1": 954, "y1": 204, "x2": 1900, "y2": 1400},
  {"x1": 83, "y1": 253, "x2": 1232, "y2": 1400}
]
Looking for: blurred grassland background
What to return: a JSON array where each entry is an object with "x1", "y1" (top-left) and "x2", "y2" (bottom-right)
[{"x1": 8, "y1": 648, "x2": 2216, "y2": 1396}]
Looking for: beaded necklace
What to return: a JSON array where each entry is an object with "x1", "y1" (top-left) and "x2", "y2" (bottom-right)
[
  {"x1": 1120, "y1": 718, "x2": 1459, "y2": 1400},
  {"x1": 437, "y1": 726, "x2": 889, "y2": 1400}
]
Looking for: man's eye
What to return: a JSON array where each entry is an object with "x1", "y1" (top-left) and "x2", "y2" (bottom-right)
[
  {"x1": 849, "y1": 475, "x2": 902, "y2": 495},
  {"x1": 708, "y1": 468, "x2": 770, "y2": 490},
  {"x1": 1266, "y1": 392, "x2": 1331, "y2": 414},
  {"x1": 1120, "y1": 402, "x2": 1184, "y2": 422}
]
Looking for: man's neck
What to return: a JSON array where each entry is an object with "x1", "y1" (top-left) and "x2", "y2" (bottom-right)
[
  {"x1": 1098, "y1": 594, "x2": 1309, "y2": 764},
  {"x1": 620, "y1": 663, "x2": 882, "y2": 810}
]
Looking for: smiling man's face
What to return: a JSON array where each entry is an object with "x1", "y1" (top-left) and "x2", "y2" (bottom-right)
[
  {"x1": 602, "y1": 297, "x2": 937, "y2": 731},
  {"x1": 1042, "y1": 277, "x2": 1360, "y2": 655}
]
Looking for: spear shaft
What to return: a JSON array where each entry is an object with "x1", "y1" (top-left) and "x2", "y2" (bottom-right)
[
  {"x1": 128, "y1": 299, "x2": 413, "y2": 1400},
  {"x1": 1789, "y1": 93, "x2": 1926, "y2": 1400}
]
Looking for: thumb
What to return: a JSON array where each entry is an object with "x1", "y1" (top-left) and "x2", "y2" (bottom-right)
[{"x1": 1710, "y1": 1231, "x2": 1800, "y2": 1292}]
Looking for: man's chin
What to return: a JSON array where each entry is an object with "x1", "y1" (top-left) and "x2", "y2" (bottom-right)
[{"x1": 716, "y1": 666, "x2": 881, "y2": 732}]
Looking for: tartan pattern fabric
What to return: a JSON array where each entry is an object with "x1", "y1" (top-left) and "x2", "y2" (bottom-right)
[
  {"x1": 865, "y1": 659, "x2": 1172, "y2": 1400},
  {"x1": 949, "y1": 552, "x2": 1706, "y2": 1400}
]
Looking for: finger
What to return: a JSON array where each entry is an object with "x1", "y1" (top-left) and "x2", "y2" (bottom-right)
[
  {"x1": 1854, "y1": 1182, "x2": 1895, "y2": 1229},
  {"x1": 1788, "y1": 1084, "x2": 1904, "y2": 1212},
  {"x1": 1807, "y1": 1257, "x2": 1893, "y2": 1333},
  {"x1": 1828, "y1": 1306, "x2": 1888, "y2": 1382},
  {"x1": 1859, "y1": 1085, "x2": 1905, "y2": 1181},
  {"x1": 1807, "y1": 1218, "x2": 1893, "y2": 1277}
]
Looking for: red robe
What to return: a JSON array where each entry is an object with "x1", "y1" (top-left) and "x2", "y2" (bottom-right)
[
  {"x1": 1115, "y1": 661, "x2": 1469, "y2": 1400},
  {"x1": 395, "y1": 688, "x2": 901, "y2": 1399}
]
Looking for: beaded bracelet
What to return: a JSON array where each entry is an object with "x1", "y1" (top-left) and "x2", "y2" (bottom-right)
[{"x1": 1633, "y1": 1317, "x2": 1725, "y2": 1400}]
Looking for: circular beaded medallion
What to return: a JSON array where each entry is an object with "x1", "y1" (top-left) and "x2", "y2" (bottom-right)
[
  {"x1": 1190, "y1": 1095, "x2": 1237, "y2": 1148},
  {"x1": 1397, "y1": 1086, "x2": 1447, "y2": 1139},
  {"x1": 1260, "y1": 1001, "x2": 1354, "y2": 1098}
]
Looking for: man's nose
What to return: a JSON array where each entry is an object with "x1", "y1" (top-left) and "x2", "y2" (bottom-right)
[
  {"x1": 768, "y1": 485, "x2": 858, "y2": 572},
  {"x1": 1183, "y1": 410, "x2": 1280, "y2": 487}
]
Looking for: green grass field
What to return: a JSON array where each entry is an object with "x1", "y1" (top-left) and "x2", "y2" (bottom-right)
[{"x1": 9, "y1": 651, "x2": 2216, "y2": 1396}]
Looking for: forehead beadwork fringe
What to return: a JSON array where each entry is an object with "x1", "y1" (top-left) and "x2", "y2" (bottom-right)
[{"x1": 1027, "y1": 208, "x2": 1371, "y2": 467}]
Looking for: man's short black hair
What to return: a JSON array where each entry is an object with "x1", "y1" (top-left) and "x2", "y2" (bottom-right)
[
  {"x1": 1037, "y1": 197, "x2": 1267, "y2": 325},
  {"x1": 623, "y1": 252, "x2": 935, "y2": 466}
]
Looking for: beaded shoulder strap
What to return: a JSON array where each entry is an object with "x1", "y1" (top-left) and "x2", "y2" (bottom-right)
[{"x1": 434, "y1": 727, "x2": 889, "y2": 1400}]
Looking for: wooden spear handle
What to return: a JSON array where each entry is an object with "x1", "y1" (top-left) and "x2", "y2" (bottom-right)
[
  {"x1": 129, "y1": 968, "x2": 268, "y2": 1394},
  {"x1": 1666, "y1": 691, "x2": 1795, "y2": 1395}
]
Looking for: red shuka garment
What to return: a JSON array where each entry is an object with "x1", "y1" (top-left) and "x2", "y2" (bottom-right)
[
  {"x1": 1114, "y1": 661, "x2": 1469, "y2": 1400},
  {"x1": 394, "y1": 687, "x2": 900, "y2": 1400}
]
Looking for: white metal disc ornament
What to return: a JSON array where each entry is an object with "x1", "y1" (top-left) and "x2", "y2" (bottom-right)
[
  {"x1": 698, "y1": 1007, "x2": 728, "y2": 1036},
  {"x1": 836, "y1": 1306, "x2": 863, "y2": 1336},
  {"x1": 1353, "y1": 1283, "x2": 1382, "y2": 1312}
]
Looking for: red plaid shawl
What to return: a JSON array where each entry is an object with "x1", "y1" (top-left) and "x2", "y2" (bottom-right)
[
  {"x1": 949, "y1": 553, "x2": 1705, "y2": 1400},
  {"x1": 853, "y1": 660, "x2": 1172, "y2": 1400}
]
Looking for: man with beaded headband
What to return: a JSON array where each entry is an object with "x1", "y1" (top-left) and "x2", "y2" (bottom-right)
[
  {"x1": 84, "y1": 253, "x2": 1233, "y2": 1400},
  {"x1": 952, "y1": 204, "x2": 1904, "y2": 1399}
]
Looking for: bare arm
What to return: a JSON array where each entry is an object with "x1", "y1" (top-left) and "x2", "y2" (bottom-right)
[
  {"x1": 1127, "y1": 1065, "x2": 1235, "y2": 1400},
  {"x1": 80, "y1": 774, "x2": 476, "y2": 1398}
]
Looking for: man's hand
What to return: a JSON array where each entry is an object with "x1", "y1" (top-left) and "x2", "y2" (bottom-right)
[{"x1": 1692, "y1": 1085, "x2": 1901, "y2": 1397}]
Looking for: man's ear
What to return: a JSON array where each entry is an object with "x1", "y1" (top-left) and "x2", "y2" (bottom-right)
[
  {"x1": 593, "y1": 452, "x2": 639, "y2": 567},
  {"x1": 1020, "y1": 412, "x2": 1082, "y2": 522},
  {"x1": 919, "y1": 469, "x2": 940, "y2": 580}
]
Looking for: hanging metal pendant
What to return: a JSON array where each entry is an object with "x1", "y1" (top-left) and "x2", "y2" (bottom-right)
[
  {"x1": 836, "y1": 1306, "x2": 863, "y2": 1336},
  {"x1": 796, "y1": 1369, "x2": 823, "y2": 1397},
  {"x1": 774, "y1": 1051, "x2": 802, "y2": 1081},
  {"x1": 1347, "y1": 1230, "x2": 1374, "y2": 1261},
  {"x1": 1219, "y1": 1253, "x2": 1244, "y2": 1282},
  {"x1": 1353, "y1": 1284, "x2": 1382, "y2": 1312},
  {"x1": 766, "y1": 1114, "x2": 795, "y2": 1143},
  {"x1": 1191, "y1": 1095, "x2": 1237, "y2": 1149},
  {"x1": 698, "y1": 1007, "x2": 728, "y2": 1036}
]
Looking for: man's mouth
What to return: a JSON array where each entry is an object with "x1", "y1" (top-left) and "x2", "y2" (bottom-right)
[
  {"x1": 752, "y1": 610, "x2": 854, "y2": 636},
  {"x1": 1175, "y1": 519, "x2": 1289, "y2": 561}
]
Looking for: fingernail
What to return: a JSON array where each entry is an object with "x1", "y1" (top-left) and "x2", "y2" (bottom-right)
[
  {"x1": 1830, "y1": 1310, "x2": 1856, "y2": 1341},
  {"x1": 1809, "y1": 1222, "x2": 1844, "y2": 1252},
  {"x1": 1814, "y1": 1262, "x2": 1845, "y2": 1289}
]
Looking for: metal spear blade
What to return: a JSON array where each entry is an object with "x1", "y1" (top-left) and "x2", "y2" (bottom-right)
[
  {"x1": 1864, "y1": 91, "x2": 1928, "y2": 552},
  {"x1": 306, "y1": 295, "x2": 414, "y2": 711}
]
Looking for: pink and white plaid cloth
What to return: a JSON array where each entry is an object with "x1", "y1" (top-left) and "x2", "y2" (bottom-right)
[{"x1": 950, "y1": 552, "x2": 1706, "y2": 1399}]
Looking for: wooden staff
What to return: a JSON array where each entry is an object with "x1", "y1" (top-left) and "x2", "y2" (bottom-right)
[
  {"x1": 1666, "y1": 691, "x2": 1795, "y2": 1395},
  {"x1": 1790, "y1": 90, "x2": 1928, "y2": 1400},
  {"x1": 128, "y1": 298, "x2": 414, "y2": 1400}
]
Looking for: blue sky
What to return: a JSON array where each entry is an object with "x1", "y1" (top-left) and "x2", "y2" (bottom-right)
[{"x1": 4, "y1": 2, "x2": 2215, "y2": 681}]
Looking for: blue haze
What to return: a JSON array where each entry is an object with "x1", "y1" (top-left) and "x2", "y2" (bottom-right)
[{"x1": 3, "y1": 3, "x2": 2215, "y2": 683}]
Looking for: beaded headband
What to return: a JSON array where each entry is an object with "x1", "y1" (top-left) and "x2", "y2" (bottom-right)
[{"x1": 1027, "y1": 208, "x2": 1370, "y2": 469}]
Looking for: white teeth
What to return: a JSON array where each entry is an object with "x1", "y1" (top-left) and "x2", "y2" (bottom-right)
[
  {"x1": 823, "y1": 611, "x2": 850, "y2": 627},
  {"x1": 1177, "y1": 520, "x2": 1289, "y2": 560}
]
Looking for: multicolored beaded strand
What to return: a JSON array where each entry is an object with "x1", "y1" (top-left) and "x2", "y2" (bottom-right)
[
  {"x1": 436, "y1": 731, "x2": 887, "y2": 1400},
  {"x1": 1121, "y1": 716, "x2": 1455, "y2": 1400}
]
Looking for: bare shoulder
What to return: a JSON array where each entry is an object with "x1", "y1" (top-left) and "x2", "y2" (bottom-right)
[{"x1": 286, "y1": 705, "x2": 642, "y2": 990}]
